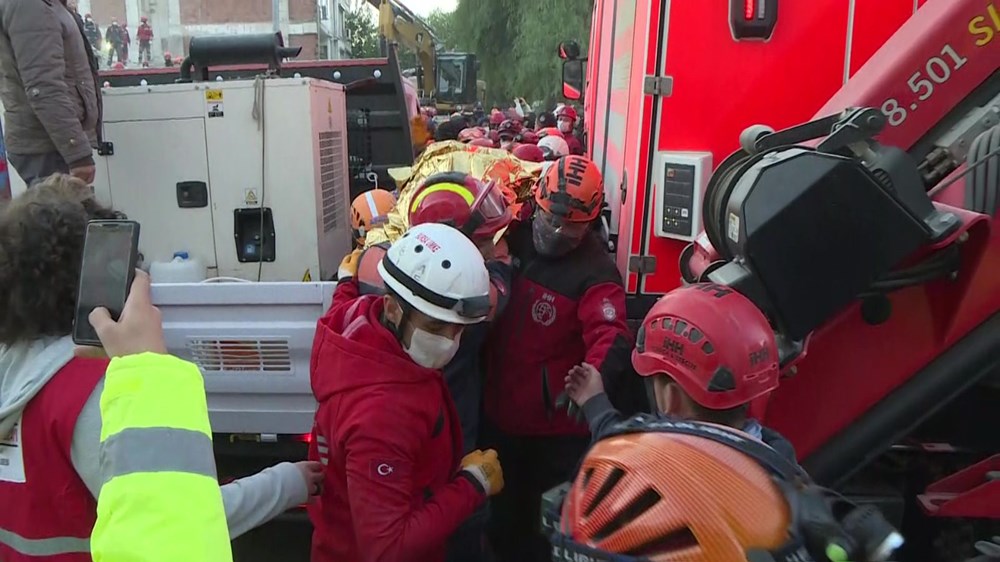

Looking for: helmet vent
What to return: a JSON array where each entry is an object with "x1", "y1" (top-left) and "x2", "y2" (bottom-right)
[
  {"x1": 591, "y1": 488, "x2": 663, "y2": 542},
  {"x1": 626, "y1": 526, "x2": 699, "y2": 557},
  {"x1": 708, "y1": 367, "x2": 736, "y2": 392},
  {"x1": 583, "y1": 467, "x2": 625, "y2": 517}
]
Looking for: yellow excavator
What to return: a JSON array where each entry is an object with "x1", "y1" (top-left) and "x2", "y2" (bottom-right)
[{"x1": 368, "y1": 0, "x2": 486, "y2": 113}]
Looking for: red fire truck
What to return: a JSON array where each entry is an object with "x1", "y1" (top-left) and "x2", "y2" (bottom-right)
[{"x1": 562, "y1": 0, "x2": 999, "y2": 558}]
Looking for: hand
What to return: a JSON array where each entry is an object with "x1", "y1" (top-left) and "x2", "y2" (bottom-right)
[
  {"x1": 460, "y1": 449, "x2": 504, "y2": 496},
  {"x1": 564, "y1": 362, "x2": 605, "y2": 407},
  {"x1": 296, "y1": 461, "x2": 324, "y2": 501},
  {"x1": 70, "y1": 164, "x2": 96, "y2": 184},
  {"x1": 475, "y1": 237, "x2": 496, "y2": 261},
  {"x1": 78, "y1": 270, "x2": 167, "y2": 358},
  {"x1": 338, "y1": 249, "x2": 362, "y2": 280}
]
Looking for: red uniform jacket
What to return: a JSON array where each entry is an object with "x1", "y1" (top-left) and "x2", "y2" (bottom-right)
[
  {"x1": 484, "y1": 218, "x2": 636, "y2": 436},
  {"x1": 136, "y1": 23, "x2": 153, "y2": 42},
  {"x1": 0, "y1": 358, "x2": 107, "y2": 562},
  {"x1": 308, "y1": 281, "x2": 484, "y2": 562}
]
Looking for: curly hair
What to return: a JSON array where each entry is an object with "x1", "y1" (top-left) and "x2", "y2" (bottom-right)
[{"x1": 0, "y1": 175, "x2": 121, "y2": 344}]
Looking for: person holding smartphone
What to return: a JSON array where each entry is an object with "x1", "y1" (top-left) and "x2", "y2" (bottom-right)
[{"x1": 0, "y1": 175, "x2": 322, "y2": 562}]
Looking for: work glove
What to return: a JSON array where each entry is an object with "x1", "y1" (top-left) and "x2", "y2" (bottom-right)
[
  {"x1": 460, "y1": 449, "x2": 504, "y2": 496},
  {"x1": 555, "y1": 391, "x2": 586, "y2": 424},
  {"x1": 338, "y1": 249, "x2": 362, "y2": 281}
]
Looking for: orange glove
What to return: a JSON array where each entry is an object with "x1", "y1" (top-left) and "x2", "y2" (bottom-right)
[
  {"x1": 460, "y1": 449, "x2": 504, "y2": 496},
  {"x1": 338, "y1": 249, "x2": 362, "y2": 281}
]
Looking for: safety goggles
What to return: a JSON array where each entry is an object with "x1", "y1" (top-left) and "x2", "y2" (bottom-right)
[
  {"x1": 381, "y1": 256, "x2": 491, "y2": 320},
  {"x1": 463, "y1": 180, "x2": 511, "y2": 237}
]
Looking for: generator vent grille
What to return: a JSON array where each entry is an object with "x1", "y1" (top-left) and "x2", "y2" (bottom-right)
[
  {"x1": 187, "y1": 338, "x2": 292, "y2": 373},
  {"x1": 318, "y1": 131, "x2": 346, "y2": 233}
]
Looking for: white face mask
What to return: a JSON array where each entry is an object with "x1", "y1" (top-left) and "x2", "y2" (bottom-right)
[
  {"x1": 558, "y1": 120, "x2": 573, "y2": 134},
  {"x1": 405, "y1": 327, "x2": 461, "y2": 369}
]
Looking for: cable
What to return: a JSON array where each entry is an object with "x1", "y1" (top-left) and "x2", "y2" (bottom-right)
[{"x1": 929, "y1": 142, "x2": 1000, "y2": 200}]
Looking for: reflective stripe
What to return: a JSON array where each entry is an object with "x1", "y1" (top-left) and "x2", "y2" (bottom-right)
[
  {"x1": 318, "y1": 445, "x2": 329, "y2": 454},
  {"x1": 320, "y1": 457, "x2": 328, "y2": 466},
  {"x1": 316, "y1": 435, "x2": 327, "y2": 444},
  {"x1": 0, "y1": 528, "x2": 89, "y2": 556},
  {"x1": 101, "y1": 427, "x2": 216, "y2": 485},
  {"x1": 364, "y1": 191, "x2": 380, "y2": 219}
]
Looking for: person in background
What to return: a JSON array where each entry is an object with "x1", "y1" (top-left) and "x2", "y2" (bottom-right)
[
  {"x1": 104, "y1": 18, "x2": 125, "y2": 66},
  {"x1": 119, "y1": 20, "x2": 131, "y2": 63},
  {"x1": 85, "y1": 271, "x2": 234, "y2": 562},
  {"x1": 535, "y1": 111, "x2": 557, "y2": 131},
  {"x1": 564, "y1": 282, "x2": 797, "y2": 462},
  {"x1": 0, "y1": 0, "x2": 101, "y2": 185},
  {"x1": 308, "y1": 223, "x2": 504, "y2": 562},
  {"x1": 482, "y1": 155, "x2": 640, "y2": 562},
  {"x1": 83, "y1": 13, "x2": 102, "y2": 53},
  {"x1": 163, "y1": 51, "x2": 174, "y2": 67},
  {"x1": 555, "y1": 106, "x2": 584, "y2": 156},
  {"x1": 538, "y1": 135, "x2": 570, "y2": 162},
  {"x1": 497, "y1": 120, "x2": 521, "y2": 152},
  {"x1": 0, "y1": 176, "x2": 323, "y2": 562},
  {"x1": 349, "y1": 188, "x2": 396, "y2": 248},
  {"x1": 136, "y1": 16, "x2": 154, "y2": 67},
  {"x1": 512, "y1": 144, "x2": 544, "y2": 163}
]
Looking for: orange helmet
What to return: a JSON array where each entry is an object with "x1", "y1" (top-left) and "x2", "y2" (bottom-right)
[
  {"x1": 350, "y1": 189, "x2": 396, "y2": 243},
  {"x1": 633, "y1": 283, "x2": 779, "y2": 410},
  {"x1": 549, "y1": 418, "x2": 904, "y2": 562},
  {"x1": 557, "y1": 429, "x2": 791, "y2": 561},
  {"x1": 534, "y1": 155, "x2": 603, "y2": 222}
]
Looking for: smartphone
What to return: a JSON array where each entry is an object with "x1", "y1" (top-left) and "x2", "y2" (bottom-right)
[{"x1": 72, "y1": 220, "x2": 141, "y2": 346}]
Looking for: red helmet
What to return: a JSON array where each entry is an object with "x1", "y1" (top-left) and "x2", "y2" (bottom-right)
[
  {"x1": 112, "y1": 62, "x2": 125, "y2": 70},
  {"x1": 469, "y1": 137, "x2": 495, "y2": 148},
  {"x1": 518, "y1": 130, "x2": 539, "y2": 145},
  {"x1": 489, "y1": 111, "x2": 505, "y2": 127},
  {"x1": 409, "y1": 172, "x2": 512, "y2": 239},
  {"x1": 512, "y1": 144, "x2": 544, "y2": 163},
  {"x1": 632, "y1": 283, "x2": 780, "y2": 410},
  {"x1": 537, "y1": 127, "x2": 564, "y2": 139},
  {"x1": 458, "y1": 127, "x2": 485, "y2": 143},
  {"x1": 556, "y1": 105, "x2": 579, "y2": 122},
  {"x1": 140, "y1": 15, "x2": 148, "y2": 22}
]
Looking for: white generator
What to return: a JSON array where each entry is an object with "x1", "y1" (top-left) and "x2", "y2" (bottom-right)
[{"x1": 92, "y1": 77, "x2": 352, "y2": 282}]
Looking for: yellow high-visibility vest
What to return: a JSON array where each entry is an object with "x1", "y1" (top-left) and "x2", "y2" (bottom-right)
[{"x1": 90, "y1": 353, "x2": 232, "y2": 562}]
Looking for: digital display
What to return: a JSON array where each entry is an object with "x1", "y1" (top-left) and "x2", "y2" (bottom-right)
[
  {"x1": 660, "y1": 163, "x2": 695, "y2": 237},
  {"x1": 730, "y1": 0, "x2": 778, "y2": 41},
  {"x1": 74, "y1": 222, "x2": 137, "y2": 344}
]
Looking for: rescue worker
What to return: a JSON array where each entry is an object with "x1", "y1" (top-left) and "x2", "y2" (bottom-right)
[
  {"x1": 555, "y1": 106, "x2": 584, "y2": 155},
  {"x1": 564, "y1": 283, "x2": 797, "y2": 462},
  {"x1": 120, "y1": 20, "x2": 131, "y2": 63},
  {"x1": 0, "y1": 175, "x2": 323, "y2": 562},
  {"x1": 349, "y1": 188, "x2": 396, "y2": 247},
  {"x1": 104, "y1": 18, "x2": 125, "y2": 65},
  {"x1": 308, "y1": 223, "x2": 505, "y2": 562},
  {"x1": 548, "y1": 418, "x2": 904, "y2": 562},
  {"x1": 497, "y1": 120, "x2": 521, "y2": 152},
  {"x1": 85, "y1": 271, "x2": 234, "y2": 562},
  {"x1": 83, "y1": 13, "x2": 102, "y2": 52},
  {"x1": 342, "y1": 173, "x2": 514, "y2": 562},
  {"x1": 163, "y1": 51, "x2": 174, "y2": 67},
  {"x1": 483, "y1": 155, "x2": 637, "y2": 562},
  {"x1": 136, "y1": 16, "x2": 154, "y2": 67},
  {"x1": 535, "y1": 111, "x2": 557, "y2": 131},
  {"x1": 489, "y1": 110, "x2": 505, "y2": 130},
  {"x1": 469, "y1": 137, "x2": 495, "y2": 149},
  {"x1": 458, "y1": 127, "x2": 486, "y2": 144}
]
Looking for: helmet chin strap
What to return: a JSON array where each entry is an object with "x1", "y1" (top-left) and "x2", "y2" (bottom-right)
[{"x1": 381, "y1": 297, "x2": 412, "y2": 346}]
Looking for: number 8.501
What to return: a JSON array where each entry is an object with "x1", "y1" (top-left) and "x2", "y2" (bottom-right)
[{"x1": 881, "y1": 44, "x2": 969, "y2": 127}]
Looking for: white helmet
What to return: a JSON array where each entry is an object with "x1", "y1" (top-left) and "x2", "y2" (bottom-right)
[
  {"x1": 538, "y1": 135, "x2": 570, "y2": 161},
  {"x1": 377, "y1": 223, "x2": 490, "y2": 325}
]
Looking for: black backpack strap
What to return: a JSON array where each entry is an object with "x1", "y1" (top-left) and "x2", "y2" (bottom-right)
[{"x1": 598, "y1": 414, "x2": 810, "y2": 483}]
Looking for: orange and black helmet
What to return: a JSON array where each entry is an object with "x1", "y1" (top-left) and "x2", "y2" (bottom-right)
[{"x1": 534, "y1": 155, "x2": 603, "y2": 222}]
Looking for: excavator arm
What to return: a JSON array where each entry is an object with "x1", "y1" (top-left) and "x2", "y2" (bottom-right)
[{"x1": 368, "y1": 0, "x2": 437, "y2": 96}]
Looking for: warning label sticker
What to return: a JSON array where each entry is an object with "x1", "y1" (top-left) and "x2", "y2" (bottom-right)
[
  {"x1": 302, "y1": 269, "x2": 312, "y2": 282},
  {"x1": 244, "y1": 188, "x2": 259, "y2": 206},
  {"x1": 206, "y1": 89, "x2": 224, "y2": 118}
]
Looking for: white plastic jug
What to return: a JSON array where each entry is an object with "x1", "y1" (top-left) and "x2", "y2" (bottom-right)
[{"x1": 149, "y1": 252, "x2": 206, "y2": 283}]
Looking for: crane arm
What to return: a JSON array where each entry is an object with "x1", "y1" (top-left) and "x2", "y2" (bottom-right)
[{"x1": 368, "y1": 0, "x2": 437, "y2": 95}]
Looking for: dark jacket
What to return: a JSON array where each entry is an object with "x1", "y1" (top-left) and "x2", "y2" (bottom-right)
[
  {"x1": 0, "y1": 0, "x2": 99, "y2": 164},
  {"x1": 484, "y1": 218, "x2": 636, "y2": 437},
  {"x1": 308, "y1": 282, "x2": 484, "y2": 562},
  {"x1": 580, "y1": 392, "x2": 799, "y2": 464}
]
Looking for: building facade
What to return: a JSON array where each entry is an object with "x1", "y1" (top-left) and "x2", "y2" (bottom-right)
[{"x1": 77, "y1": 0, "x2": 351, "y2": 66}]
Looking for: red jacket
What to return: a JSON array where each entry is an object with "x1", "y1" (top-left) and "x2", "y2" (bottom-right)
[
  {"x1": 136, "y1": 23, "x2": 153, "y2": 42},
  {"x1": 0, "y1": 358, "x2": 107, "y2": 562},
  {"x1": 485, "y1": 219, "x2": 635, "y2": 436},
  {"x1": 308, "y1": 281, "x2": 484, "y2": 562}
]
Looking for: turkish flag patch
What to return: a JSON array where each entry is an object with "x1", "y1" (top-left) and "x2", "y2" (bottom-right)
[{"x1": 369, "y1": 460, "x2": 397, "y2": 478}]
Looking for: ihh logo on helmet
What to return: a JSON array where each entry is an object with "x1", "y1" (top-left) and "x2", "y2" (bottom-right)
[
  {"x1": 601, "y1": 299, "x2": 617, "y2": 322},
  {"x1": 532, "y1": 293, "x2": 557, "y2": 326},
  {"x1": 749, "y1": 347, "x2": 771, "y2": 367}
]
